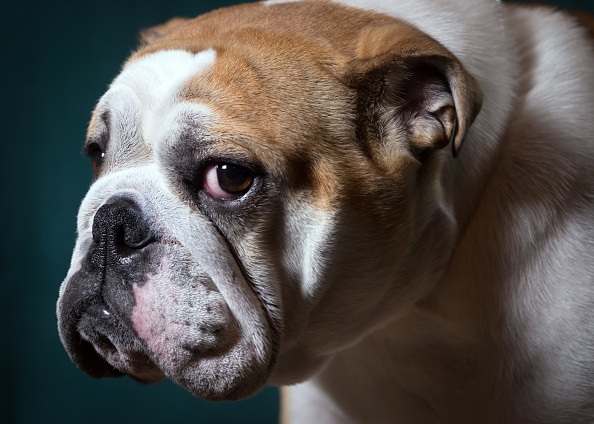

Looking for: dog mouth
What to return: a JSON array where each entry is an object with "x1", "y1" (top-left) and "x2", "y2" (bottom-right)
[
  {"x1": 76, "y1": 303, "x2": 165, "y2": 383},
  {"x1": 58, "y1": 241, "x2": 275, "y2": 401},
  {"x1": 57, "y1": 193, "x2": 279, "y2": 400},
  {"x1": 57, "y1": 261, "x2": 163, "y2": 382}
]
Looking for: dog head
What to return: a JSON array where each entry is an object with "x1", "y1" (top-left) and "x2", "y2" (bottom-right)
[{"x1": 57, "y1": 1, "x2": 482, "y2": 400}]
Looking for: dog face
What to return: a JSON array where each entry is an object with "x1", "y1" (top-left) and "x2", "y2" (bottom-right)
[{"x1": 57, "y1": 1, "x2": 481, "y2": 400}]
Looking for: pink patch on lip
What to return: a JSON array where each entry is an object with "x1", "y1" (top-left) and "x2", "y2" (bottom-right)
[
  {"x1": 130, "y1": 255, "x2": 234, "y2": 361},
  {"x1": 131, "y1": 256, "x2": 174, "y2": 349},
  {"x1": 131, "y1": 276, "x2": 157, "y2": 344},
  {"x1": 130, "y1": 276, "x2": 188, "y2": 360}
]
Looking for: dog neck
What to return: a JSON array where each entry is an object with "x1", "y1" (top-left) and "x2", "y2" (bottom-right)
[{"x1": 282, "y1": 314, "x2": 503, "y2": 424}]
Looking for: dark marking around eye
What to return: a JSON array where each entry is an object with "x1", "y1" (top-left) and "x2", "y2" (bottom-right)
[
  {"x1": 85, "y1": 142, "x2": 105, "y2": 178},
  {"x1": 83, "y1": 111, "x2": 111, "y2": 179}
]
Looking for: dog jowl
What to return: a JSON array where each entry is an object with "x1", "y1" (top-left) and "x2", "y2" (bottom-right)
[{"x1": 57, "y1": 1, "x2": 594, "y2": 423}]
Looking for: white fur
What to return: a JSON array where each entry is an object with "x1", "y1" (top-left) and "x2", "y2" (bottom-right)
[
  {"x1": 281, "y1": 198, "x2": 336, "y2": 300},
  {"x1": 92, "y1": 49, "x2": 216, "y2": 154}
]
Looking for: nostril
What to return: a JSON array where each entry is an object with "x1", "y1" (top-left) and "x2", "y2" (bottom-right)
[
  {"x1": 92, "y1": 198, "x2": 155, "y2": 257},
  {"x1": 114, "y1": 220, "x2": 154, "y2": 250}
]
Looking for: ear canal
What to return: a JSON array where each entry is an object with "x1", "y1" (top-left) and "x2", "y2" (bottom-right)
[
  {"x1": 397, "y1": 60, "x2": 459, "y2": 157},
  {"x1": 139, "y1": 17, "x2": 190, "y2": 47},
  {"x1": 398, "y1": 57, "x2": 482, "y2": 158},
  {"x1": 345, "y1": 24, "x2": 483, "y2": 159}
]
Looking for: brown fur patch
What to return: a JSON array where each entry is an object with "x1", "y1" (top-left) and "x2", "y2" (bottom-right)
[{"x1": 125, "y1": 1, "x2": 479, "y2": 210}]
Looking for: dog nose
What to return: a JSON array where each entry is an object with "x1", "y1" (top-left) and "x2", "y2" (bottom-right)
[{"x1": 91, "y1": 198, "x2": 155, "y2": 260}]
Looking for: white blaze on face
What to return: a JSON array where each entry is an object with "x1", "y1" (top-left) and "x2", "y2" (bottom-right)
[
  {"x1": 282, "y1": 200, "x2": 336, "y2": 301},
  {"x1": 94, "y1": 49, "x2": 217, "y2": 152},
  {"x1": 76, "y1": 49, "x2": 217, "y2": 235}
]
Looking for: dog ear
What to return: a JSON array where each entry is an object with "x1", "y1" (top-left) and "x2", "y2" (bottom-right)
[
  {"x1": 344, "y1": 24, "x2": 483, "y2": 160},
  {"x1": 139, "y1": 17, "x2": 190, "y2": 47}
]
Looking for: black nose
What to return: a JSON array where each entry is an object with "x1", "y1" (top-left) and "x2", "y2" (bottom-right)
[{"x1": 91, "y1": 198, "x2": 154, "y2": 265}]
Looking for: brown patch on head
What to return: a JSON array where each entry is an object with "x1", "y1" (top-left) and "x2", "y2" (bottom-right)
[
  {"x1": 134, "y1": 2, "x2": 394, "y2": 58},
  {"x1": 127, "y1": 1, "x2": 481, "y2": 208}
]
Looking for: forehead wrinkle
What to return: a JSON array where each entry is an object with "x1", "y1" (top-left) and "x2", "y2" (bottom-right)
[
  {"x1": 168, "y1": 102, "x2": 292, "y2": 178},
  {"x1": 178, "y1": 53, "x2": 327, "y2": 171},
  {"x1": 108, "y1": 49, "x2": 217, "y2": 150},
  {"x1": 180, "y1": 50, "x2": 275, "y2": 131},
  {"x1": 180, "y1": 56, "x2": 292, "y2": 171},
  {"x1": 204, "y1": 121, "x2": 290, "y2": 175}
]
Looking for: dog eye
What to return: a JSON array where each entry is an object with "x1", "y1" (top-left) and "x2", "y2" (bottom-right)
[
  {"x1": 85, "y1": 142, "x2": 106, "y2": 178},
  {"x1": 202, "y1": 162, "x2": 254, "y2": 200}
]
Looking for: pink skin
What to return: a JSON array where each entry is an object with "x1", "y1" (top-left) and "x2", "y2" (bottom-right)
[
  {"x1": 131, "y1": 275, "x2": 166, "y2": 354},
  {"x1": 130, "y1": 254, "x2": 240, "y2": 380},
  {"x1": 203, "y1": 164, "x2": 233, "y2": 200},
  {"x1": 131, "y1": 257, "x2": 174, "y2": 354}
]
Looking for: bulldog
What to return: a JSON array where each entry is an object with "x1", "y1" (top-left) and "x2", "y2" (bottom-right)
[{"x1": 57, "y1": 0, "x2": 594, "y2": 422}]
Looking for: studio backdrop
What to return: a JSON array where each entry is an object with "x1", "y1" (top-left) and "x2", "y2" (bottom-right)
[{"x1": 2, "y1": 0, "x2": 592, "y2": 423}]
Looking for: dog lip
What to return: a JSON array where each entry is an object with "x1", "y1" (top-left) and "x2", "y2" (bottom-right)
[
  {"x1": 61, "y1": 319, "x2": 126, "y2": 379},
  {"x1": 85, "y1": 302, "x2": 112, "y2": 318},
  {"x1": 58, "y1": 270, "x2": 154, "y2": 382},
  {"x1": 57, "y1": 269, "x2": 121, "y2": 378},
  {"x1": 207, "y1": 224, "x2": 281, "y2": 379},
  {"x1": 76, "y1": 302, "x2": 165, "y2": 381}
]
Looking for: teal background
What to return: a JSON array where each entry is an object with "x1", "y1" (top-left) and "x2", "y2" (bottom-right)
[{"x1": 1, "y1": 1, "x2": 592, "y2": 423}]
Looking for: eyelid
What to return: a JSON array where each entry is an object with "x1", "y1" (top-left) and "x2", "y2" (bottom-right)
[
  {"x1": 83, "y1": 136, "x2": 107, "y2": 180},
  {"x1": 205, "y1": 157, "x2": 263, "y2": 176},
  {"x1": 82, "y1": 142, "x2": 101, "y2": 157}
]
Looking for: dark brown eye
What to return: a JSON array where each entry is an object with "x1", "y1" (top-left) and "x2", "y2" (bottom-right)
[
  {"x1": 202, "y1": 163, "x2": 254, "y2": 200},
  {"x1": 85, "y1": 143, "x2": 105, "y2": 177}
]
